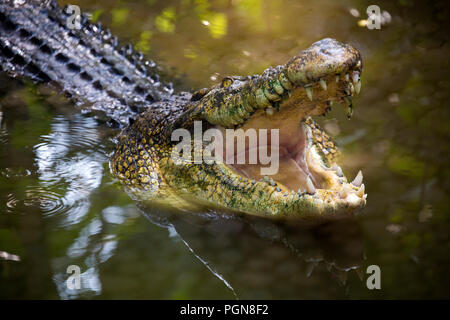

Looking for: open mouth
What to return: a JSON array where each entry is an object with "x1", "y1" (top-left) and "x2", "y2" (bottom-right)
[
  {"x1": 216, "y1": 69, "x2": 365, "y2": 205},
  {"x1": 180, "y1": 38, "x2": 368, "y2": 217},
  {"x1": 197, "y1": 39, "x2": 367, "y2": 214}
]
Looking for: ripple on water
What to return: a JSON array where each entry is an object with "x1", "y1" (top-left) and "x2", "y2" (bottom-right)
[
  {"x1": 34, "y1": 115, "x2": 103, "y2": 155},
  {"x1": 28, "y1": 114, "x2": 107, "y2": 227},
  {"x1": 23, "y1": 185, "x2": 68, "y2": 215}
]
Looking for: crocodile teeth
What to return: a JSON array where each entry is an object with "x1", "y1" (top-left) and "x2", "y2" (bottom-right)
[
  {"x1": 351, "y1": 170, "x2": 363, "y2": 187},
  {"x1": 352, "y1": 73, "x2": 361, "y2": 95},
  {"x1": 350, "y1": 83, "x2": 355, "y2": 95},
  {"x1": 357, "y1": 183, "x2": 365, "y2": 197},
  {"x1": 336, "y1": 75, "x2": 340, "y2": 83},
  {"x1": 305, "y1": 86, "x2": 313, "y2": 101},
  {"x1": 355, "y1": 81, "x2": 361, "y2": 95},
  {"x1": 265, "y1": 107, "x2": 274, "y2": 115},
  {"x1": 331, "y1": 163, "x2": 344, "y2": 177},
  {"x1": 306, "y1": 175, "x2": 316, "y2": 194},
  {"x1": 297, "y1": 188, "x2": 303, "y2": 195},
  {"x1": 319, "y1": 79, "x2": 327, "y2": 90},
  {"x1": 345, "y1": 73, "x2": 350, "y2": 81},
  {"x1": 346, "y1": 193, "x2": 361, "y2": 206}
]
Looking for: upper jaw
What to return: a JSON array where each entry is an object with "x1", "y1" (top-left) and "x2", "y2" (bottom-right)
[{"x1": 194, "y1": 38, "x2": 362, "y2": 128}]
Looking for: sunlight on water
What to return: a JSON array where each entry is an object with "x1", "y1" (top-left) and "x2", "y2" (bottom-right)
[{"x1": 0, "y1": 0, "x2": 449, "y2": 299}]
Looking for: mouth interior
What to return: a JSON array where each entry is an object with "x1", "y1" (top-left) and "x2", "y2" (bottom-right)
[
  {"x1": 230, "y1": 130, "x2": 314, "y2": 191},
  {"x1": 215, "y1": 80, "x2": 341, "y2": 193}
]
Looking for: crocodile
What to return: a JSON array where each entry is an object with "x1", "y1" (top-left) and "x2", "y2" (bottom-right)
[{"x1": 0, "y1": 0, "x2": 366, "y2": 219}]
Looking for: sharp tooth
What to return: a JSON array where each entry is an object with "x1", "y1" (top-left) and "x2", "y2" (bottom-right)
[
  {"x1": 355, "y1": 81, "x2": 361, "y2": 95},
  {"x1": 332, "y1": 163, "x2": 344, "y2": 177},
  {"x1": 264, "y1": 175, "x2": 269, "y2": 182},
  {"x1": 350, "y1": 83, "x2": 355, "y2": 95},
  {"x1": 352, "y1": 73, "x2": 359, "y2": 84},
  {"x1": 345, "y1": 193, "x2": 360, "y2": 206},
  {"x1": 269, "y1": 179, "x2": 276, "y2": 186},
  {"x1": 336, "y1": 75, "x2": 340, "y2": 83},
  {"x1": 319, "y1": 79, "x2": 327, "y2": 90},
  {"x1": 306, "y1": 176, "x2": 316, "y2": 194},
  {"x1": 284, "y1": 191, "x2": 289, "y2": 196},
  {"x1": 345, "y1": 73, "x2": 349, "y2": 81},
  {"x1": 297, "y1": 188, "x2": 303, "y2": 194},
  {"x1": 339, "y1": 183, "x2": 352, "y2": 198},
  {"x1": 357, "y1": 183, "x2": 365, "y2": 197},
  {"x1": 276, "y1": 186, "x2": 281, "y2": 192},
  {"x1": 351, "y1": 170, "x2": 363, "y2": 187},
  {"x1": 305, "y1": 86, "x2": 313, "y2": 101},
  {"x1": 265, "y1": 107, "x2": 274, "y2": 115}
]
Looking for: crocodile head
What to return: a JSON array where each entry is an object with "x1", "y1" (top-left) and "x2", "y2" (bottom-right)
[{"x1": 114, "y1": 38, "x2": 366, "y2": 219}]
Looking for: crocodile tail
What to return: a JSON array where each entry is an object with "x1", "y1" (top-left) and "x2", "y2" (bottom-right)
[{"x1": 0, "y1": 0, "x2": 172, "y2": 125}]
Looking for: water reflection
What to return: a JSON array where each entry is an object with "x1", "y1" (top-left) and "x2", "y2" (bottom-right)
[
  {"x1": 30, "y1": 114, "x2": 109, "y2": 298},
  {"x1": 139, "y1": 206, "x2": 365, "y2": 299},
  {"x1": 1, "y1": 0, "x2": 449, "y2": 299},
  {"x1": 33, "y1": 115, "x2": 104, "y2": 224}
]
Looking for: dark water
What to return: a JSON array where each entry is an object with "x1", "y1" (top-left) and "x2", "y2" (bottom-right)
[{"x1": 1, "y1": 0, "x2": 449, "y2": 299}]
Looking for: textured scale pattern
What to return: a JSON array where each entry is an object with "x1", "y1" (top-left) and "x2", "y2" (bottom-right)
[{"x1": 0, "y1": 0, "x2": 172, "y2": 125}]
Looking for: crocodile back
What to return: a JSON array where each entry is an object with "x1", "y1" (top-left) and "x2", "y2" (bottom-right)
[{"x1": 0, "y1": 0, "x2": 171, "y2": 125}]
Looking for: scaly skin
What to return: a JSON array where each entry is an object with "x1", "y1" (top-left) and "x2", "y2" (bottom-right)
[
  {"x1": 111, "y1": 39, "x2": 367, "y2": 219},
  {"x1": 0, "y1": 1, "x2": 367, "y2": 220}
]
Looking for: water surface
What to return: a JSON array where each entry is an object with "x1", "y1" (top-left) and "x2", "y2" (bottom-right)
[{"x1": 0, "y1": 0, "x2": 449, "y2": 299}]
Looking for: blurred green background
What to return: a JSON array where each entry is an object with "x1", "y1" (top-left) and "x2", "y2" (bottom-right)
[{"x1": 0, "y1": 0, "x2": 449, "y2": 299}]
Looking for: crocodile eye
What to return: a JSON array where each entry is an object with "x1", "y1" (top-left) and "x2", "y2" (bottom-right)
[{"x1": 221, "y1": 77, "x2": 234, "y2": 88}]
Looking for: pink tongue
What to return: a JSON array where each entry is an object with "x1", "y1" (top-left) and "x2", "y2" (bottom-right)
[
  {"x1": 232, "y1": 156, "x2": 309, "y2": 191},
  {"x1": 216, "y1": 115, "x2": 316, "y2": 191}
]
